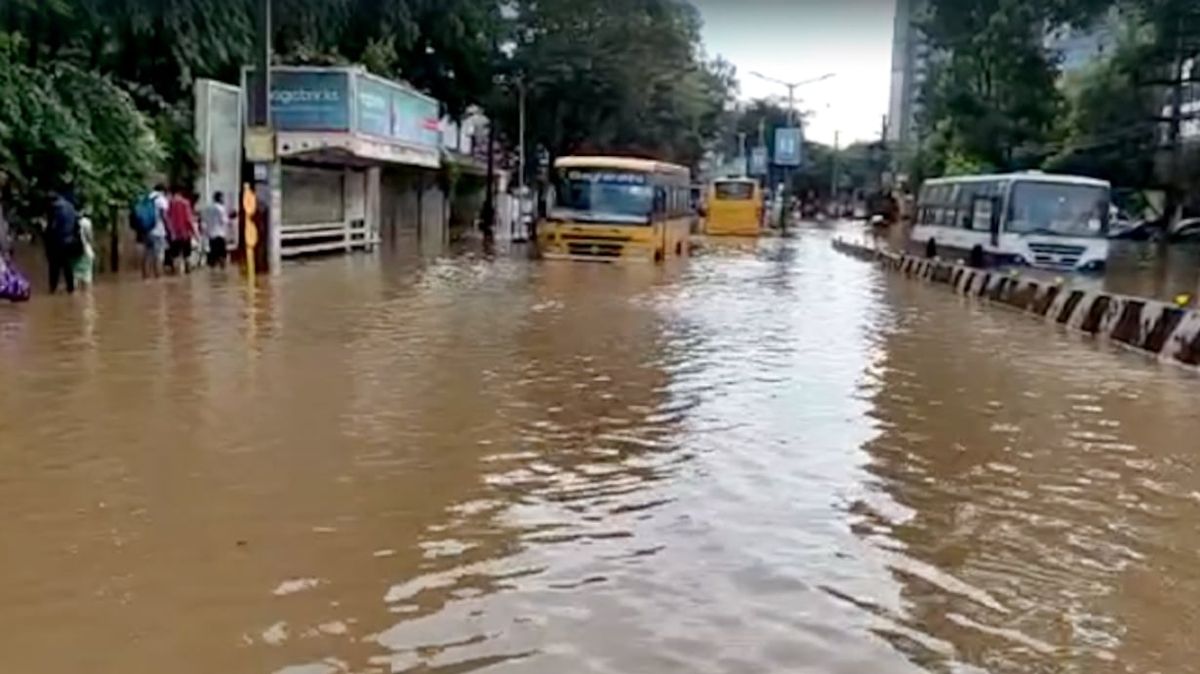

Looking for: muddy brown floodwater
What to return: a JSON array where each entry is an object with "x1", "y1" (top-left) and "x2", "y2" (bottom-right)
[{"x1": 2, "y1": 231, "x2": 1199, "y2": 674}]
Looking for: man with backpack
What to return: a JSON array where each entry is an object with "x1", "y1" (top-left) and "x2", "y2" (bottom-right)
[
  {"x1": 133, "y1": 184, "x2": 169, "y2": 278},
  {"x1": 44, "y1": 189, "x2": 83, "y2": 294}
]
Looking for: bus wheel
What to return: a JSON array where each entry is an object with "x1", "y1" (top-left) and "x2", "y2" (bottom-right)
[
  {"x1": 655, "y1": 249, "x2": 664, "y2": 263},
  {"x1": 675, "y1": 242, "x2": 683, "y2": 256},
  {"x1": 925, "y1": 238, "x2": 938, "y2": 259}
]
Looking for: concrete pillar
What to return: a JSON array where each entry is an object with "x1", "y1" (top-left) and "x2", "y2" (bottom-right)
[
  {"x1": 366, "y1": 166, "x2": 381, "y2": 250},
  {"x1": 344, "y1": 167, "x2": 355, "y2": 251},
  {"x1": 267, "y1": 159, "x2": 282, "y2": 273}
]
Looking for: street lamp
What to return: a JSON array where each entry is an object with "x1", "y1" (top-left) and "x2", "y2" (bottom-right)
[
  {"x1": 748, "y1": 71, "x2": 835, "y2": 231},
  {"x1": 749, "y1": 71, "x2": 835, "y2": 125}
]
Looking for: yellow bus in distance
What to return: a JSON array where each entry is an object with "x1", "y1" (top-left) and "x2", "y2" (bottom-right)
[
  {"x1": 705, "y1": 177, "x2": 763, "y2": 237},
  {"x1": 539, "y1": 156, "x2": 692, "y2": 262}
]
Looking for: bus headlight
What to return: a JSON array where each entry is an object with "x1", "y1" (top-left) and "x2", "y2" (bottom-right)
[{"x1": 1077, "y1": 259, "x2": 1106, "y2": 273}]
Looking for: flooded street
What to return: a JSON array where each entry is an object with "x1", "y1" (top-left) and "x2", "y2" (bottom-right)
[{"x1": 3, "y1": 230, "x2": 1200, "y2": 674}]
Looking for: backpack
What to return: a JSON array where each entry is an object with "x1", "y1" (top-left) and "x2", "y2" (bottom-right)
[{"x1": 132, "y1": 194, "x2": 157, "y2": 236}]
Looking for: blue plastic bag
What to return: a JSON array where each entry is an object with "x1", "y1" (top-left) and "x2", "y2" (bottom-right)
[{"x1": 0, "y1": 257, "x2": 31, "y2": 302}]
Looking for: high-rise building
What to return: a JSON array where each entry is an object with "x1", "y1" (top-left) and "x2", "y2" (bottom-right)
[{"x1": 887, "y1": 0, "x2": 930, "y2": 147}]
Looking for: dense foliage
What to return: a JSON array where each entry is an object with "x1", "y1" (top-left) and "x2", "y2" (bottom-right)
[
  {"x1": 496, "y1": 0, "x2": 735, "y2": 170},
  {"x1": 0, "y1": 0, "x2": 736, "y2": 230},
  {"x1": 914, "y1": 0, "x2": 1200, "y2": 205},
  {"x1": 0, "y1": 32, "x2": 160, "y2": 225}
]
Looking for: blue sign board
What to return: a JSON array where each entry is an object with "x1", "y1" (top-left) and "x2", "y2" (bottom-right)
[
  {"x1": 268, "y1": 70, "x2": 351, "y2": 132},
  {"x1": 749, "y1": 146, "x2": 768, "y2": 176},
  {"x1": 774, "y1": 127, "x2": 804, "y2": 167},
  {"x1": 355, "y1": 73, "x2": 441, "y2": 149},
  {"x1": 246, "y1": 67, "x2": 441, "y2": 151},
  {"x1": 356, "y1": 76, "x2": 393, "y2": 138}
]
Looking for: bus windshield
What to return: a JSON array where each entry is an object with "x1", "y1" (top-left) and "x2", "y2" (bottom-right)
[
  {"x1": 714, "y1": 182, "x2": 755, "y2": 201},
  {"x1": 1008, "y1": 182, "x2": 1109, "y2": 238},
  {"x1": 553, "y1": 169, "x2": 653, "y2": 224}
]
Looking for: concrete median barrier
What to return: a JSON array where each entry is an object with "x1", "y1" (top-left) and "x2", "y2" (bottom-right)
[{"x1": 832, "y1": 238, "x2": 1200, "y2": 371}]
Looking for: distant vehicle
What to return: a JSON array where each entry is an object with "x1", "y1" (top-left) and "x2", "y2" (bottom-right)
[
  {"x1": 705, "y1": 177, "x2": 763, "y2": 237},
  {"x1": 912, "y1": 172, "x2": 1111, "y2": 272},
  {"x1": 539, "y1": 156, "x2": 692, "y2": 262},
  {"x1": 1109, "y1": 219, "x2": 1161, "y2": 241}
]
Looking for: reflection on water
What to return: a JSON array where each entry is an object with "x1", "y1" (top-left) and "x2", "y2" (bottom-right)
[
  {"x1": 1, "y1": 234, "x2": 1198, "y2": 673},
  {"x1": 1106, "y1": 241, "x2": 1200, "y2": 301}
]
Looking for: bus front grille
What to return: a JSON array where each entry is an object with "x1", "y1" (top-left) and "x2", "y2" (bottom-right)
[
  {"x1": 1028, "y1": 242, "x2": 1085, "y2": 270},
  {"x1": 567, "y1": 241, "x2": 625, "y2": 258},
  {"x1": 560, "y1": 233, "x2": 633, "y2": 242}
]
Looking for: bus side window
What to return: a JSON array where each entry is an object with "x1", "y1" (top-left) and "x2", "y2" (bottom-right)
[
  {"x1": 958, "y1": 184, "x2": 977, "y2": 229},
  {"x1": 933, "y1": 186, "x2": 950, "y2": 226},
  {"x1": 918, "y1": 186, "x2": 933, "y2": 225}
]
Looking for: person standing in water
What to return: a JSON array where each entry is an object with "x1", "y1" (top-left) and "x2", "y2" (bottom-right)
[
  {"x1": 165, "y1": 187, "x2": 197, "y2": 274},
  {"x1": 44, "y1": 189, "x2": 82, "y2": 294},
  {"x1": 139, "y1": 184, "x2": 169, "y2": 279},
  {"x1": 74, "y1": 210, "x2": 96, "y2": 287},
  {"x1": 200, "y1": 191, "x2": 231, "y2": 269}
]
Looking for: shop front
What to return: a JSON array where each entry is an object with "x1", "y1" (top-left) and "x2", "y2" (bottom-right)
[{"x1": 243, "y1": 66, "x2": 443, "y2": 264}]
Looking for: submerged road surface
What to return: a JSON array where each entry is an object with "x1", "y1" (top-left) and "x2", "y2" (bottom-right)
[{"x1": 2, "y1": 231, "x2": 1198, "y2": 673}]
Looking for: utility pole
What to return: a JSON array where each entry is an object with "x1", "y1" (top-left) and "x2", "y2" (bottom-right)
[
  {"x1": 481, "y1": 34, "x2": 499, "y2": 243},
  {"x1": 246, "y1": 0, "x2": 279, "y2": 274},
  {"x1": 517, "y1": 75, "x2": 528, "y2": 242},
  {"x1": 831, "y1": 130, "x2": 840, "y2": 213},
  {"x1": 482, "y1": 116, "x2": 496, "y2": 241},
  {"x1": 1166, "y1": 10, "x2": 1186, "y2": 232},
  {"x1": 518, "y1": 76, "x2": 527, "y2": 195},
  {"x1": 750, "y1": 71, "x2": 835, "y2": 233},
  {"x1": 737, "y1": 131, "x2": 747, "y2": 174}
]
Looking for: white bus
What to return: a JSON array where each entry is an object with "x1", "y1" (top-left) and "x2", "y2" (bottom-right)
[{"x1": 912, "y1": 172, "x2": 1111, "y2": 272}]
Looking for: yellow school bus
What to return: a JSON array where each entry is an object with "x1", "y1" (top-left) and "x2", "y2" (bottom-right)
[
  {"x1": 539, "y1": 156, "x2": 692, "y2": 262},
  {"x1": 705, "y1": 177, "x2": 764, "y2": 236}
]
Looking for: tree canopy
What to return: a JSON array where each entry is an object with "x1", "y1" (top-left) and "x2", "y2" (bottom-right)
[
  {"x1": 912, "y1": 0, "x2": 1200, "y2": 206},
  {"x1": 1, "y1": 0, "x2": 738, "y2": 227},
  {"x1": 495, "y1": 0, "x2": 736, "y2": 170}
]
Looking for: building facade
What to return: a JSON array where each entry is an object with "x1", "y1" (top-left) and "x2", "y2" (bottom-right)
[{"x1": 887, "y1": 0, "x2": 930, "y2": 147}]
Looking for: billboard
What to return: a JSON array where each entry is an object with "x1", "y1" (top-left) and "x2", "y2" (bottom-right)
[
  {"x1": 355, "y1": 73, "x2": 440, "y2": 149},
  {"x1": 774, "y1": 127, "x2": 804, "y2": 166},
  {"x1": 749, "y1": 146, "x2": 768, "y2": 176},
  {"x1": 243, "y1": 66, "x2": 442, "y2": 162},
  {"x1": 356, "y1": 75, "x2": 393, "y2": 138},
  {"x1": 256, "y1": 69, "x2": 352, "y2": 131}
]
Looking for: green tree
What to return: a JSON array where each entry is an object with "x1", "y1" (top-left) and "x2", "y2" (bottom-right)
[
  {"x1": 0, "y1": 32, "x2": 160, "y2": 228},
  {"x1": 918, "y1": 0, "x2": 1066, "y2": 172},
  {"x1": 500, "y1": 0, "x2": 734, "y2": 170},
  {"x1": 1046, "y1": 26, "x2": 1159, "y2": 188}
]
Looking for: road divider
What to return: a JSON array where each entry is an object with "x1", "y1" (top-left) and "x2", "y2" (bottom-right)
[{"x1": 833, "y1": 238, "x2": 1200, "y2": 370}]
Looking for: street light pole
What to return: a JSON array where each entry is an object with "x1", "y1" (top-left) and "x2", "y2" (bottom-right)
[
  {"x1": 749, "y1": 71, "x2": 835, "y2": 232},
  {"x1": 831, "y1": 130, "x2": 840, "y2": 212},
  {"x1": 787, "y1": 84, "x2": 796, "y2": 127},
  {"x1": 517, "y1": 75, "x2": 528, "y2": 242},
  {"x1": 518, "y1": 76, "x2": 527, "y2": 195}
]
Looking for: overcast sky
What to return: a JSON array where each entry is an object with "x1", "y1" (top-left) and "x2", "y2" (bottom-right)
[{"x1": 691, "y1": 0, "x2": 896, "y2": 147}]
